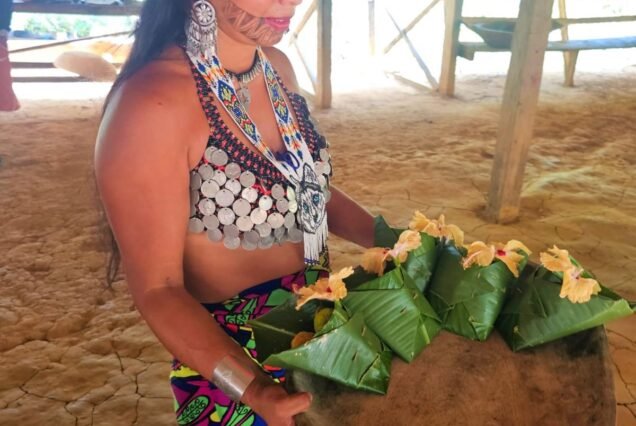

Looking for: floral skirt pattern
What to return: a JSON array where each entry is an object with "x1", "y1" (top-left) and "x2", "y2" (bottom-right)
[{"x1": 169, "y1": 254, "x2": 330, "y2": 425}]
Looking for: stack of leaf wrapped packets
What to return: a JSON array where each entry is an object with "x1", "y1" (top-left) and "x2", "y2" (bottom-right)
[
  {"x1": 496, "y1": 246, "x2": 635, "y2": 351},
  {"x1": 248, "y1": 269, "x2": 393, "y2": 394}
]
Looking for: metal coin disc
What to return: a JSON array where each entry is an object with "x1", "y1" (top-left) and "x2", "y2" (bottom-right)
[
  {"x1": 288, "y1": 227, "x2": 304, "y2": 243},
  {"x1": 217, "y1": 207, "x2": 236, "y2": 225},
  {"x1": 256, "y1": 222, "x2": 272, "y2": 238},
  {"x1": 188, "y1": 218, "x2": 204, "y2": 233},
  {"x1": 225, "y1": 162, "x2": 241, "y2": 179},
  {"x1": 322, "y1": 161, "x2": 332, "y2": 176},
  {"x1": 276, "y1": 198, "x2": 289, "y2": 214},
  {"x1": 241, "y1": 238, "x2": 257, "y2": 251},
  {"x1": 236, "y1": 216, "x2": 254, "y2": 232},
  {"x1": 225, "y1": 179, "x2": 242, "y2": 196},
  {"x1": 250, "y1": 208, "x2": 267, "y2": 225},
  {"x1": 211, "y1": 149, "x2": 229, "y2": 166},
  {"x1": 189, "y1": 204, "x2": 196, "y2": 217},
  {"x1": 314, "y1": 161, "x2": 324, "y2": 176},
  {"x1": 284, "y1": 212, "x2": 296, "y2": 229},
  {"x1": 258, "y1": 235, "x2": 275, "y2": 249},
  {"x1": 201, "y1": 180, "x2": 220, "y2": 198},
  {"x1": 241, "y1": 187, "x2": 259, "y2": 203},
  {"x1": 244, "y1": 230, "x2": 260, "y2": 245},
  {"x1": 213, "y1": 170, "x2": 227, "y2": 186},
  {"x1": 288, "y1": 200, "x2": 298, "y2": 214},
  {"x1": 190, "y1": 173, "x2": 203, "y2": 190},
  {"x1": 318, "y1": 175, "x2": 327, "y2": 188},
  {"x1": 197, "y1": 198, "x2": 216, "y2": 216},
  {"x1": 271, "y1": 184, "x2": 286, "y2": 200},
  {"x1": 286, "y1": 186, "x2": 296, "y2": 201},
  {"x1": 324, "y1": 189, "x2": 332, "y2": 202},
  {"x1": 319, "y1": 148, "x2": 330, "y2": 162},
  {"x1": 223, "y1": 224, "x2": 240, "y2": 239},
  {"x1": 198, "y1": 164, "x2": 215, "y2": 181},
  {"x1": 223, "y1": 236, "x2": 241, "y2": 250},
  {"x1": 258, "y1": 195, "x2": 273, "y2": 211},
  {"x1": 239, "y1": 171, "x2": 256, "y2": 188},
  {"x1": 232, "y1": 198, "x2": 252, "y2": 217},
  {"x1": 267, "y1": 212, "x2": 285, "y2": 229},
  {"x1": 203, "y1": 215, "x2": 220, "y2": 230},
  {"x1": 191, "y1": 189, "x2": 201, "y2": 205},
  {"x1": 274, "y1": 226, "x2": 286, "y2": 239},
  {"x1": 204, "y1": 146, "x2": 218, "y2": 163},
  {"x1": 215, "y1": 189, "x2": 235, "y2": 207},
  {"x1": 207, "y1": 228, "x2": 223, "y2": 242}
]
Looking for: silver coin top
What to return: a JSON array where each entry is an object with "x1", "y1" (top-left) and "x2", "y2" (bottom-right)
[
  {"x1": 322, "y1": 161, "x2": 332, "y2": 176},
  {"x1": 289, "y1": 227, "x2": 304, "y2": 243},
  {"x1": 203, "y1": 215, "x2": 220, "y2": 230},
  {"x1": 197, "y1": 198, "x2": 216, "y2": 216},
  {"x1": 201, "y1": 179, "x2": 220, "y2": 198},
  {"x1": 190, "y1": 173, "x2": 203, "y2": 190},
  {"x1": 224, "y1": 162, "x2": 242, "y2": 179},
  {"x1": 241, "y1": 238, "x2": 257, "y2": 251},
  {"x1": 256, "y1": 222, "x2": 272, "y2": 238},
  {"x1": 239, "y1": 171, "x2": 256, "y2": 188},
  {"x1": 236, "y1": 216, "x2": 254, "y2": 232},
  {"x1": 188, "y1": 218, "x2": 204, "y2": 233},
  {"x1": 204, "y1": 146, "x2": 218, "y2": 163},
  {"x1": 232, "y1": 198, "x2": 252, "y2": 217},
  {"x1": 276, "y1": 198, "x2": 289, "y2": 214},
  {"x1": 318, "y1": 175, "x2": 327, "y2": 188},
  {"x1": 274, "y1": 226, "x2": 286, "y2": 239},
  {"x1": 259, "y1": 195, "x2": 273, "y2": 211},
  {"x1": 319, "y1": 148, "x2": 330, "y2": 162},
  {"x1": 211, "y1": 149, "x2": 229, "y2": 166},
  {"x1": 223, "y1": 224, "x2": 240, "y2": 239},
  {"x1": 250, "y1": 208, "x2": 267, "y2": 225},
  {"x1": 215, "y1": 188, "x2": 235, "y2": 207},
  {"x1": 271, "y1": 184, "x2": 286, "y2": 200},
  {"x1": 198, "y1": 164, "x2": 215, "y2": 181},
  {"x1": 258, "y1": 235, "x2": 275, "y2": 249},
  {"x1": 286, "y1": 186, "x2": 296, "y2": 201},
  {"x1": 288, "y1": 200, "x2": 298, "y2": 214},
  {"x1": 244, "y1": 230, "x2": 260, "y2": 245},
  {"x1": 284, "y1": 212, "x2": 296, "y2": 229},
  {"x1": 189, "y1": 204, "x2": 196, "y2": 217},
  {"x1": 241, "y1": 187, "x2": 259, "y2": 203},
  {"x1": 213, "y1": 170, "x2": 227, "y2": 186},
  {"x1": 223, "y1": 236, "x2": 241, "y2": 250},
  {"x1": 225, "y1": 179, "x2": 242, "y2": 196},
  {"x1": 267, "y1": 212, "x2": 285, "y2": 229},
  {"x1": 207, "y1": 228, "x2": 223, "y2": 242},
  {"x1": 217, "y1": 207, "x2": 236, "y2": 225},
  {"x1": 191, "y1": 189, "x2": 201, "y2": 205}
]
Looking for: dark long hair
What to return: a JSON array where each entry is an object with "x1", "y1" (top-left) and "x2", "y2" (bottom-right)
[{"x1": 101, "y1": 0, "x2": 191, "y2": 286}]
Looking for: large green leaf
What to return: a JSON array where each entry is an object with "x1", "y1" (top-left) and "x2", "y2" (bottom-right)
[
  {"x1": 426, "y1": 244, "x2": 527, "y2": 341},
  {"x1": 343, "y1": 266, "x2": 441, "y2": 362},
  {"x1": 374, "y1": 215, "x2": 440, "y2": 292},
  {"x1": 496, "y1": 267, "x2": 635, "y2": 351},
  {"x1": 248, "y1": 300, "x2": 392, "y2": 394}
]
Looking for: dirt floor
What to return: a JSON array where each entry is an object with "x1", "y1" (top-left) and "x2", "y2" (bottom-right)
[{"x1": 0, "y1": 70, "x2": 634, "y2": 425}]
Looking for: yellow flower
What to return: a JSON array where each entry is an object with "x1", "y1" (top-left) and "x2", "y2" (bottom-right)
[
  {"x1": 409, "y1": 212, "x2": 464, "y2": 246},
  {"x1": 539, "y1": 245, "x2": 601, "y2": 304},
  {"x1": 362, "y1": 247, "x2": 390, "y2": 276},
  {"x1": 539, "y1": 245, "x2": 572, "y2": 273},
  {"x1": 387, "y1": 230, "x2": 422, "y2": 264},
  {"x1": 462, "y1": 239, "x2": 531, "y2": 277},
  {"x1": 293, "y1": 267, "x2": 353, "y2": 310}
]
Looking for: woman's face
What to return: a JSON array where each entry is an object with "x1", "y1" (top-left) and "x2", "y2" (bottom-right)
[{"x1": 210, "y1": 0, "x2": 303, "y2": 47}]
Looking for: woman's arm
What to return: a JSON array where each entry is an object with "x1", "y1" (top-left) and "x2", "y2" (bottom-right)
[{"x1": 95, "y1": 69, "x2": 309, "y2": 422}]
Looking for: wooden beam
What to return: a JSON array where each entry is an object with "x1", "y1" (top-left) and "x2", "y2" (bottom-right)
[
  {"x1": 12, "y1": 76, "x2": 88, "y2": 83},
  {"x1": 288, "y1": 0, "x2": 317, "y2": 44},
  {"x1": 9, "y1": 31, "x2": 129, "y2": 55},
  {"x1": 558, "y1": 0, "x2": 577, "y2": 86},
  {"x1": 439, "y1": 0, "x2": 464, "y2": 96},
  {"x1": 13, "y1": 3, "x2": 141, "y2": 16},
  {"x1": 386, "y1": 9, "x2": 438, "y2": 89},
  {"x1": 486, "y1": 0, "x2": 555, "y2": 223},
  {"x1": 316, "y1": 0, "x2": 332, "y2": 109},
  {"x1": 11, "y1": 61, "x2": 123, "y2": 69},
  {"x1": 383, "y1": 0, "x2": 442, "y2": 54},
  {"x1": 462, "y1": 15, "x2": 636, "y2": 25}
]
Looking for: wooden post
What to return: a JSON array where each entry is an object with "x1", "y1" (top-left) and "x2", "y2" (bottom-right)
[
  {"x1": 316, "y1": 0, "x2": 332, "y2": 109},
  {"x1": 368, "y1": 0, "x2": 376, "y2": 56},
  {"x1": 486, "y1": 0, "x2": 555, "y2": 223},
  {"x1": 0, "y1": 0, "x2": 19, "y2": 111},
  {"x1": 558, "y1": 0, "x2": 578, "y2": 86},
  {"x1": 439, "y1": 0, "x2": 464, "y2": 96}
]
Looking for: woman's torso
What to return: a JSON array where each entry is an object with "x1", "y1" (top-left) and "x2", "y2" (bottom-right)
[{"x1": 118, "y1": 45, "x2": 330, "y2": 303}]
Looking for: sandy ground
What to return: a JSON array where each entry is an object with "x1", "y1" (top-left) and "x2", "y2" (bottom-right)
[{"x1": 0, "y1": 69, "x2": 635, "y2": 425}]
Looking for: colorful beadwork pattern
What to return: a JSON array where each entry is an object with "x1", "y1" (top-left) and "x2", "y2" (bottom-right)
[{"x1": 169, "y1": 253, "x2": 331, "y2": 426}]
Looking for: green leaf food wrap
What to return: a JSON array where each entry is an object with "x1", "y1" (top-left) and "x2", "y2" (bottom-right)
[
  {"x1": 496, "y1": 264, "x2": 635, "y2": 351},
  {"x1": 247, "y1": 299, "x2": 392, "y2": 395},
  {"x1": 343, "y1": 266, "x2": 441, "y2": 362},
  {"x1": 427, "y1": 244, "x2": 528, "y2": 341},
  {"x1": 374, "y1": 215, "x2": 440, "y2": 293}
]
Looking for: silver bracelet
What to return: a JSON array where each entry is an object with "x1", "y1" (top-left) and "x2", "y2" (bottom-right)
[{"x1": 211, "y1": 355, "x2": 256, "y2": 402}]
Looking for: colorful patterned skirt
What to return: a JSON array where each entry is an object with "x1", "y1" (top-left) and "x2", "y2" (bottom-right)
[{"x1": 169, "y1": 257, "x2": 330, "y2": 426}]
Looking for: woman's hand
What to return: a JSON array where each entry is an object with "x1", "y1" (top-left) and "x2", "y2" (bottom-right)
[{"x1": 243, "y1": 376, "x2": 312, "y2": 426}]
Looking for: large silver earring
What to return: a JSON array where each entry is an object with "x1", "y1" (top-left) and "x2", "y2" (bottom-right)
[{"x1": 186, "y1": 0, "x2": 218, "y2": 59}]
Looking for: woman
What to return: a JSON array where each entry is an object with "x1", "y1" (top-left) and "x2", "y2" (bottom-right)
[{"x1": 94, "y1": 0, "x2": 375, "y2": 425}]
